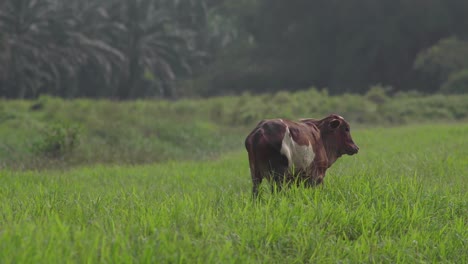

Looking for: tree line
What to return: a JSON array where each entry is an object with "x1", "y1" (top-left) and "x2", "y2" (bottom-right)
[
  {"x1": 0, "y1": 0, "x2": 212, "y2": 99},
  {"x1": 200, "y1": 0, "x2": 468, "y2": 96},
  {"x1": 1, "y1": 0, "x2": 467, "y2": 99}
]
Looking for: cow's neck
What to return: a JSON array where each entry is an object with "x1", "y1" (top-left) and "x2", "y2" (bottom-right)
[
  {"x1": 302, "y1": 119, "x2": 340, "y2": 167},
  {"x1": 318, "y1": 126, "x2": 340, "y2": 167},
  {"x1": 323, "y1": 142, "x2": 339, "y2": 167}
]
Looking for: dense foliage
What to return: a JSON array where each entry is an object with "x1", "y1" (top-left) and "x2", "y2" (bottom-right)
[
  {"x1": 1, "y1": 0, "x2": 467, "y2": 98},
  {"x1": 194, "y1": 0, "x2": 468, "y2": 95},
  {"x1": 0, "y1": 0, "x2": 209, "y2": 99},
  {"x1": 1, "y1": 91, "x2": 467, "y2": 169}
]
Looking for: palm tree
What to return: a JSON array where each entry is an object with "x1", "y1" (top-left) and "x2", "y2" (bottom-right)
[
  {"x1": 0, "y1": 32, "x2": 7, "y2": 93},
  {"x1": 0, "y1": 0, "x2": 125, "y2": 98},
  {"x1": 53, "y1": 0, "x2": 127, "y2": 97},
  {"x1": 0, "y1": 0, "x2": 57, "y2": 98},
  {"x1": 0, "y1": 0, "x2": 208, "y2": 99},
  {"x1": 113, "y1": 0, "x2": 204, "y2": 98}
]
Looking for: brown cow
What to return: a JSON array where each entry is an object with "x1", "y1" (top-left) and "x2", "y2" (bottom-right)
[{"x1": 245, "y1": 114, "x2": 359, "y2": 196}]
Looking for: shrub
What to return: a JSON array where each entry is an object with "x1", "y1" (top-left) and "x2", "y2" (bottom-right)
[
  {"x1": 32, "y1": 123, "x2": 82, "y2": 158},
  {"x1": 440, "y1": 69, "x2": 468, "y2": 94},
  {"x1": 365, "y1": 85, "x2": 390, "y2": 104},
  {"x1": 1, "y1": 91, "x2": 468, "y2": 169},
  {"x1": 209, "y1": 101, "x2": 224, "y2": 122}
]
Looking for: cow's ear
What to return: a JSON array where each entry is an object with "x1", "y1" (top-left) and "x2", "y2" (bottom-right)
[{"x1": 329, "y1": 119, "x2": 341, "y2": 129}]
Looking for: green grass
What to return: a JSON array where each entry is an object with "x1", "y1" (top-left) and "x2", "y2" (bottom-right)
[{"x1": 1, "y1": 124, "x2": 467, "y2": 263}]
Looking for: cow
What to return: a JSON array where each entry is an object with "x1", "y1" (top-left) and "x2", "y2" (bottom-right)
[{"x1": 245, "y1": 114, "x2": 359, "y2": 197}]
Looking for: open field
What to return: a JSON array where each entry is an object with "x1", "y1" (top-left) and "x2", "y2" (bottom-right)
[{"x1": 1, "y1": 124, "x2": 467, "y2": 263}]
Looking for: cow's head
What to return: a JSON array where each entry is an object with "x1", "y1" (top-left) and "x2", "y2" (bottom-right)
[{"x1": 321, "y1": 114, "x2": 359, "y2": 157}]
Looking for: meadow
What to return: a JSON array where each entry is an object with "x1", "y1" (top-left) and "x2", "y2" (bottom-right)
[{"x1": 1, "y1": 123, "x2": 467, "y2": 263}]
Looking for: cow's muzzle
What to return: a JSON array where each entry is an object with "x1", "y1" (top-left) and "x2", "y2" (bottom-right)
[{"x1": 347, "y1": 144, "x2": 359, "y2": 155}]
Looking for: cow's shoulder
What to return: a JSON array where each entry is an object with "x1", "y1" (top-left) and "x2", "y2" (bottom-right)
[
  {"x1": 299, "y1": 118, "x2": 321, "y2": 129},
  {"x1": 268, "y1": 119, "x2": 316, "y2": 146},
  {"x1": 249, "y1": 118, "x2": 321, "y2": 145}
]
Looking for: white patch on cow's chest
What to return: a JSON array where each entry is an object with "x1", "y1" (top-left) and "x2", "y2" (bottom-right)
[{"x1": 280, "y1": 126, "x2": 315, "y2": 170}]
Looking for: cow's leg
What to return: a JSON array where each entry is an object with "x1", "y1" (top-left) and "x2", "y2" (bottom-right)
[
  {"x1": 311, "y1": 176, "x2": 323, "y2": 186},
  {"x1": 246, "y1": 143, "x2": 263, "y2": 198},
  {"x1": 304, "y1": 174, "x2": 324, "y2": 187},
  {"x1": 271, "y1": 178, "x2": 282, "y2": 193},
  {"x1": 271, "y1": 166, "x2": 288, "y2": 193},
  {"x1": 249, "y1": 161, "x2": 263, "y2": 198},
  {"x1": 271, "y1": 181, "x2": 282, "y2": 193},
  {"x1": 252, "y1": 175, "x2": 262, "y2": 198},
  {"x1": 293, "y1": 171, "x2": 307, "y2": 187},
  {"x1": 267, "y1": 151, "x2": 289, "y2": 193},
  {"x1": 306, "y1": 165, "x2": 326, "y2": 187}
]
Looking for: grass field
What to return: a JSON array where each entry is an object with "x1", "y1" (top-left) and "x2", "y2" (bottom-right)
[{"x1": 1, "y1": 124, "x2": 467, "y2": 263}]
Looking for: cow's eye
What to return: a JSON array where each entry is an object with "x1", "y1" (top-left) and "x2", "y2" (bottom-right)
[{"x1": 345, "y1": 127, "x2": 350, "y2": 132}]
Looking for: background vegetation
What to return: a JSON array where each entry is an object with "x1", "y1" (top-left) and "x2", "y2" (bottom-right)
[
  {"x1": 1, "y1": 0, "x2": 468, "y2": 99},
  {"x1": 1, "y1": 90, "x2": 467, "y2": 169}
]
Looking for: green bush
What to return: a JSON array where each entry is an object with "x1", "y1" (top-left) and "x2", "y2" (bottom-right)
[
  {"x1": 32, "y1": 123, "x2": 82, "y2": 158},
  {"x1": 365, "y1": 85, "x2": 390, "y2": 104},
  {"x1": 440, "y1": 69, "x2": 468, "y2": 94},
  {"x1": 1, "y1": 91, "x2": 468, "y2": 169}
]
